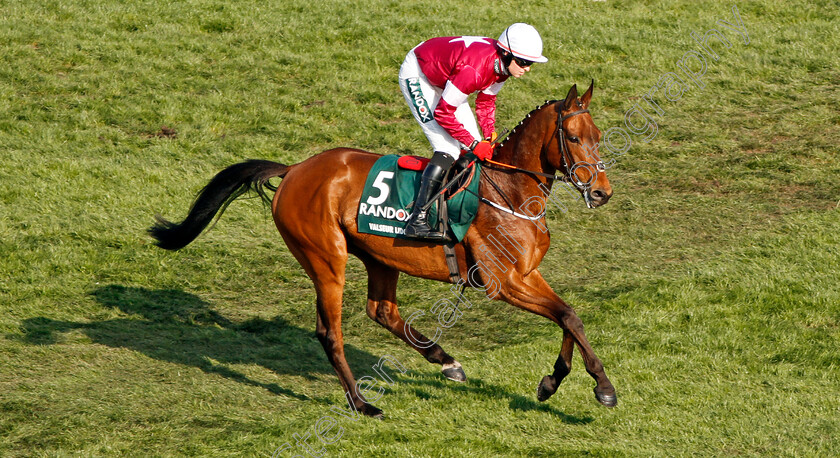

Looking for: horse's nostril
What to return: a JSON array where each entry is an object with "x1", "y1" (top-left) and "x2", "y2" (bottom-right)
[{"x1": 589, "y1": 189, "x2": 611, "y2": 205}]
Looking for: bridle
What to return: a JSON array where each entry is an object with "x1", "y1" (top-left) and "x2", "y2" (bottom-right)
[
  {"x1": 556, "y1": 106, "x2": 606, "y2": 192},
  {"x1": 484, "y1": 103, "x2": 604, "y2": 190},
  {"x1": 480, "y1": 100, "x2": 606, "y2": 215}
]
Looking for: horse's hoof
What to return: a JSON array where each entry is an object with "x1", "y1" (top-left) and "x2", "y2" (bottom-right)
[
  {"x1": 594, "y1": 388, "x2": 617, "y2": 407},
  {"x1": 537, "y1": 375, "x2": 558, "y2": 402},
  {"x1": 442, "y1": 361, "x2": 466, "y2": 382},
  {"x1": 361, "y1": 404, "x2": 385, "y2": 419}
]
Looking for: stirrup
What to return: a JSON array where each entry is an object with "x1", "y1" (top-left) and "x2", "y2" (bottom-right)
[
  {"x1": 405, "y1": 229, "x2": 449, "y2": 241},
  {"x1": 404, "y1": 221, "x2": 448, "y2": 241}
]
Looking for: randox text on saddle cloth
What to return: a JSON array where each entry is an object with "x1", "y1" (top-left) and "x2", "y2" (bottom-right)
[{"x1": 357, "y1": 154, "x2": 481, "y2": 242}]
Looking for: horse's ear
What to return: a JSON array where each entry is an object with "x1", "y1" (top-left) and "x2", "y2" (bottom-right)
[
  {"x1": 563, "y1": 84, "x2": 578, "y2": 110},
  {"x1": 580, "y1": 79, "x2": 594, "y2": 109}
]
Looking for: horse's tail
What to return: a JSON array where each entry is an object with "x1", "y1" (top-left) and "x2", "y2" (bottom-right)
[{"x1": 149, "y1": 159, "x2": 290, "y2": 250}]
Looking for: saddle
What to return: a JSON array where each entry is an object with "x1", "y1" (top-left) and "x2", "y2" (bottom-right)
[
  {"x1": 357, "y1": 154, "x2": 481, "y2": 242},
  {"x1": 400, "y1": 154, "x2": 477, "y2": 201}
]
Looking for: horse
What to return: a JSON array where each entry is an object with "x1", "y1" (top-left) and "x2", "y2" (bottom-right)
[{"x1": 149, "y1": 82, "x2": 616, "y2": 418}]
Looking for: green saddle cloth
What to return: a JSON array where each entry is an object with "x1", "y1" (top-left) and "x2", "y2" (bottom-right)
[{"x1": 357, "y1": 154, "x2": 481, "y2": 242}]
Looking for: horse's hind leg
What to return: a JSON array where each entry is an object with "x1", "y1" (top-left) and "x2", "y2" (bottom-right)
[
  {"x1": 281, "y1": 241, "x2": 384, "y2": 418},
  {"x1": 358, "y1": 254, "x2": 466, "y2": 382}
]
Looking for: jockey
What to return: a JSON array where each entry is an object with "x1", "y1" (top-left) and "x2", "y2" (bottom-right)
[{"x1": 399, "y1": 23, "x2": 548, "y2": 240}]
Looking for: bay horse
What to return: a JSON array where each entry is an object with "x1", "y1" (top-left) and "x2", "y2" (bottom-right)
[{"x1": 149, "y1": 82, "x2": 616, "y2": 417}]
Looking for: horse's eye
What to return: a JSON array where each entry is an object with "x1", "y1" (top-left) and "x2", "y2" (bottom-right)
[{"x1": 569, "y1": 136, "x2": 579, "y2": 143}]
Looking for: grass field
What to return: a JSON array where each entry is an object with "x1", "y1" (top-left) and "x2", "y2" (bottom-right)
[{"x1": 1, "y1": 0, "x2": 839, "y2": 456}]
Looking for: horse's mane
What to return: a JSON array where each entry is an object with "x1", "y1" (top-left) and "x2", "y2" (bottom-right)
[{"x1": 498, "y1": 100, "x2": 559, "y2": 148}]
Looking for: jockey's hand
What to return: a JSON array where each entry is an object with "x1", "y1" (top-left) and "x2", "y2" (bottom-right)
[{"x1": 471, "y1": 140, "x2": 495, "y2": 161}]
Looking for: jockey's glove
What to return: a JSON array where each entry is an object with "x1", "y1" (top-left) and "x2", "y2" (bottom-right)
[{"x1": 470, "y1": 140, "x2": 495, "y2": 161}]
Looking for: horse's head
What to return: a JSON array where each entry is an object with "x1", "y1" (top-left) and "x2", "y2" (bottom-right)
[
  {"x1": 547, "y1": 82, "x2": 612, "y2": 208},
  {"x1": 496, "y1": 82, "x2": 612, "y2": 208}
]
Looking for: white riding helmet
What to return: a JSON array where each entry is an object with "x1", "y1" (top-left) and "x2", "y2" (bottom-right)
[{"x1": 497, "y1": 23, "x2": 548, "y2": 63}]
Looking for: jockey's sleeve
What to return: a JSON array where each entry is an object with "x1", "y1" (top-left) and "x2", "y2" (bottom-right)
[
  {"x1": 434, "y1": 66, "x2": 485, "y2": 147},
  {"x1": 475, "y1": 81, "x2": 505, "y2": 139}
]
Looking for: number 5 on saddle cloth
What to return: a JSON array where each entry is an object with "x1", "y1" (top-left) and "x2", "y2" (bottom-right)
[{"x1": 357, "y1": 154, "x2": 481, "y2": 242}]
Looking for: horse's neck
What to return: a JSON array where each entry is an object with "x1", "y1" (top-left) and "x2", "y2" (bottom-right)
[
  {"x1": 474, "y1": 108, "x2": 558, "y2": 266},
  {"x1": 494, "y1": 137, "x2": 550, "y2": 175},
  {"x1": 490, "y1": 107, "x2": 557, "y2": 196},
  {"x1": 497, "y1": 103, "x2": 556, "y2": 168}
]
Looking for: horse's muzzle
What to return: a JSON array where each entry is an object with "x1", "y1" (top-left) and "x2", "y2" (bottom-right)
[{"x1": 585, "y1": 188, "x2": 612, "y2": 208}]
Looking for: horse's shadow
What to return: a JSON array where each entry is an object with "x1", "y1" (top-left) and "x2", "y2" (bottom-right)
[
  {"x1": 18, "y1": 285, "x2": 382, "y2": 401},
  {"x1": 399, "y1": 374, "x2": 595, "y2": 425},
  {"x1": 18, "y1": 285, "x2": 593, "y2": 423}
]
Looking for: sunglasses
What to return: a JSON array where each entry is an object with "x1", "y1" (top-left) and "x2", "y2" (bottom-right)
[{"x1": 512, "y1": 56, "x2": 534, "y2": 68}]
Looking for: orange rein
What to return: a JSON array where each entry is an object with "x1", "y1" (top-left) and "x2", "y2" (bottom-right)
[
  {"x1": 483, "y1": 158, "x2": 520, "y2": 170},
  {"x1": 480, "y1": 156, "x2": 566, "y2": 183}
]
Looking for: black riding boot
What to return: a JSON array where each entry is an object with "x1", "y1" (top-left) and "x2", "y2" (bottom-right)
[{"x1": 404, "y1": 151, "x2": 455, "y2": 240}]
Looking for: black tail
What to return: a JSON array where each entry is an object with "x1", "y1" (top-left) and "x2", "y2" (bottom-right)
[{"x1": 149, "y1": 159, "x2": 289, "y2": 250}]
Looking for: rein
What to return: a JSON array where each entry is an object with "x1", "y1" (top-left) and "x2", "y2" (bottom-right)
[
  {"x1": 483, "y1": 107, "x2": 594, "y2": 185},
  {"x1": 478, "y1": 105, "x2": 601, "y2": 217},
  {"x1": 482, "y1": 157, "x2": 561, "y2": 182}
]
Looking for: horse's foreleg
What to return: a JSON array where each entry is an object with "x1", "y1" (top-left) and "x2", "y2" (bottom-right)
[
  {"x1": 360, "y1": 256, "x2": 466, "y2": 382},
  {"x1": 501, "y1": 270, "x2": 616, "y2": 407}
]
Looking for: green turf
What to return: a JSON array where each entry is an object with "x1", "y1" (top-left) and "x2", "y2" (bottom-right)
[{"x1": 1, "y1": 0, "x2": 838, "y2": 456}]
